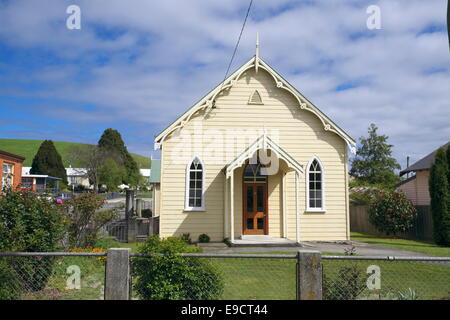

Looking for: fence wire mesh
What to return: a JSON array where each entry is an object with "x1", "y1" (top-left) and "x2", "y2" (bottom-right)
[
  {"x1": 1, "y1": 252, "x2": 449, "y2": 300},
  {"x1": 130, "y1": 255, "x2": 297, "y2": 300},
  {"x1": 0, "y1": 254, "x2": 106, "y2": 300},
  {"x1": 322, "y1": 257, "x2": 450, "y2": 300}
]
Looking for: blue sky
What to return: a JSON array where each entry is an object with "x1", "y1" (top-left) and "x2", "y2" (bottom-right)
[{"x1": 0, "y1": 0, "x2": 449, "y2": 169}]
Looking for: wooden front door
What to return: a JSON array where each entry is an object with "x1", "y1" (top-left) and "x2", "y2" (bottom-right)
[{"x1": 243, "y1": 183, "x2": 268, "y2": 235}]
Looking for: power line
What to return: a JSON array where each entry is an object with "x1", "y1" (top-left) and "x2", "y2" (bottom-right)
[{"x1": 214, "y1": 0, "x2": 253, "y2": 107}]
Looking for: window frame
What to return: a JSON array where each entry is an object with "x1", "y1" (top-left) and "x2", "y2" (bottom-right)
[
  {"x1": 2, "y1": 162, "x2": 14, "y2": 190},
  {"x1": 305, "y1": 156, "x2": 326, "y2": 212},
  {"x1": 184, "y1": 156, "x2": 206, "y2": 211}
]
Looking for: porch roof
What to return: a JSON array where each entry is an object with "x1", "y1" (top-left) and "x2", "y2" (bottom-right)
[{"x1": 224, "y1": 134, "x2": 304, "y2": 178}]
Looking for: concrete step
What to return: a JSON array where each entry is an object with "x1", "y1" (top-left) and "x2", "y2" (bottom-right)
[{"x1": 240, "y1": 235, "x2": 274, "y2": 241}]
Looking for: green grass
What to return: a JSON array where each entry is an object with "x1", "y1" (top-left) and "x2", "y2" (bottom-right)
[
  {"x1": 18, "y1": 256, "x2": 105, "y2": 300},
  {"x1": 0, "y1": 138, "x2": 151, "y2": 168},
  {"x1": 351, "y1": 232, "x2": 450, "y2": 257}
]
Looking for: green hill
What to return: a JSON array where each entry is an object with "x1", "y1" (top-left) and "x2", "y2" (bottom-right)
[{"x1": 0, "y1": 139, "x2": 151, "y2": 169}]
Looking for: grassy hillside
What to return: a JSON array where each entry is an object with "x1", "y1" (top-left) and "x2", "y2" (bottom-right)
[{"x1": 0, "y1": 139, "x2": 151, "y2": 169}]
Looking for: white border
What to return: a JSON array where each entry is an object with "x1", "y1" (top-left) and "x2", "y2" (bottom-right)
[
  {"x1": 184, "y1": 155, "x2": 206, "y2": 211},
  {"x1": 305, "y1": 156, "x2": 326, "y2": 212}
]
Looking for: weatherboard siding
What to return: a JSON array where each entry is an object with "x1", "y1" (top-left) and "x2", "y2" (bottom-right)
[{"x1": 159, "y1": 69, "x2": 348, "y2": 242}]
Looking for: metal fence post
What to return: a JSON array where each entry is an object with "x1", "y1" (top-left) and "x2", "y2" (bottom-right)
[
  {"x1": 104, "y1": 248, "x2": 131, "y2": 300},
  {"x1": 296, "y1": 250, "x2": 322, "y2": 300}
]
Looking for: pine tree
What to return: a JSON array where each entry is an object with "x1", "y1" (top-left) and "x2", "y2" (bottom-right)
[
  {"x1": 350, "y1": 124, "x2": 401, "y2": 188},
  {"x1": 98, "y1": 129, "x2": 141, "y2": 186},
  {"x1": 30, "y1": 140, "x2": 68, "y2": 184},
  {"x1": 428, "y1": 147, "x2": 450, "y2": 245}
]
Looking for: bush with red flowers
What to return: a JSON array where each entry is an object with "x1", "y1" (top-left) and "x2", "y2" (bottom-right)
[{"x1": 368, "y1": 191, "x2": 417, "y2": 236}]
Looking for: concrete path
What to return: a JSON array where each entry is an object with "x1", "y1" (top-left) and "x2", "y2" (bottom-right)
[{"x1": 199, "y1": 240, "x2": 434, "y2": 257}]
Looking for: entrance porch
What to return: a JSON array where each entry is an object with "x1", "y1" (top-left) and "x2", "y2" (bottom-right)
[{"x1": 223, "y1": 134, "x2": 304, "y2": 245}]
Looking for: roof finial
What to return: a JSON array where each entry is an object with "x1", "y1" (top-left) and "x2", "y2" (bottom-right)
[{"x1": 255, "y1": 32, "x2": 259, "y2": 73}]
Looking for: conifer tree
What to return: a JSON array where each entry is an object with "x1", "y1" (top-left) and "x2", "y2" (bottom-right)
[
  {"x1": 429, "y1": 147, "x2": 450, "y2": 245},
  {"x1": 98, "y1": 129, "x2": 141, "y2": 186},
  {"x1": 350, "y1": 124, "x2": 400, "y2": 188},
  {"x1": 30, "y1": 140, "x2": 67, "y2": 184}
]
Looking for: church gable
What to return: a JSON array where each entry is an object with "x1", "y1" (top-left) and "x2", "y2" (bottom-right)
[{"x1": 155, "y1": 56, "x2": 355, "y2": 152}]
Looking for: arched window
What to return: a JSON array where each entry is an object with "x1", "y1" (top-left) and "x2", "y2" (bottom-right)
[
  {"x1": 185, "y1": 156, "x2": 205, "y2": 210},
  {"x1": 306, "y1": 157, "x2": 325, "y2": 211}
]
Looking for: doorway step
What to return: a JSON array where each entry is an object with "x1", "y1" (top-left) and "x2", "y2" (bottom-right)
[{"x1": 226, "y1": 235, "x2": 300, "y2": 247}]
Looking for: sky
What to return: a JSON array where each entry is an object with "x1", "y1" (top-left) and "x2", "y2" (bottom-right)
[{"x1": 0, "y1": 0, "x2": 448, "y2": 170}]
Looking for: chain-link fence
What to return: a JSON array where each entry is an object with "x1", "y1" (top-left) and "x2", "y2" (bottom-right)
[
  {"x1": 0, "y1": 252, "x2": 106, "y2": 300},
  {"x1": 130, "y1": 254, "x2": 297, "y2": 300},
  {"x1": 1, "y1": 251, "x2": 449, "y2": 300},
  {"x1": 322, "y1": 256, "x2": 450, "y2": 300}
]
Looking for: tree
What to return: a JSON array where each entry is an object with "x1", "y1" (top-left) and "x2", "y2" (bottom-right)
[
  {"x1": 429, "y1": 147, "x2": 450, "y2": 245},
  {"x1": 67, "y1": 145, "x2": 107, "y2": 193},
  {"x1": 350, "y1": 124, "x2": 401, "y2": 188},
  {"x1": 98, "y1": 128, "x2": 142, "y2": 187},
  {"x1": 99, "y1": 158, "x2": 126, "y2": 191},
  {"x1": 30, "y1": 140, "x2": 68, "y2": 185}
]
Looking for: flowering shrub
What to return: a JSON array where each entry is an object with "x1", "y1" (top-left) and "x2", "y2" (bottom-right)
[{"x1": 368, "y1": 191, "x2": 417, "y2": 236}]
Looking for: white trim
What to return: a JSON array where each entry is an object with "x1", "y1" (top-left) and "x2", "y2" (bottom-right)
[
  {"x1": 225, "y1": 134, "x2": 303, "y2": 178},
  {"x1": 184, "y1": 156, "x2": 206, "y2": 211},
  {"x1": 305, "y1": 156, "x2": 326, "y2": 212},
  {"x1": 154, "y1": 56, "x2": 356, "y2": 148},
  {"x1": 230, "y1": 172, "x2": 234, "y2": 242},
  {"x1": 295, "y1": 171, "x2": 300, "y2": 243}
]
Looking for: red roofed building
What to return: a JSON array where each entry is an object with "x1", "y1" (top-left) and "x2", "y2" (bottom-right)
[{"x1": 0, "y1": 150, "x2": 26, "y2": 192}]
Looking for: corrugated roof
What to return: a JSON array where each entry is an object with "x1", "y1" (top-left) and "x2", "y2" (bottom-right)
[
  {"x1": 149, "y1": 159, "x2": 161, "y2": 183},
  {"x1": 400, "y1": 141, "x2": 450, "y2": 176}
]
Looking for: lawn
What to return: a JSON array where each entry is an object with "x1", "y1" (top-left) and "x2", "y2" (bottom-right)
[
  {"x1": 351, "y1": 232, "x2": 450, "y2": 257},
  {"x1": 0, "y1": 138, "x2": 151, "y2": 169}
]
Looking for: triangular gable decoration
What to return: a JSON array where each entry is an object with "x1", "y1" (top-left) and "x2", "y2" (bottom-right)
[{"x1": 248, "y1": 90, "x2": 263, "y2": 105}]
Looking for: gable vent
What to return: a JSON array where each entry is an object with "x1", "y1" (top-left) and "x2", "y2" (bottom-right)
[{"x1": 248, "y1": 90, "x2": 263, "y2": 105}]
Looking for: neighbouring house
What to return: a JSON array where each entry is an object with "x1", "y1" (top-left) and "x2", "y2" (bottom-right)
[
  {"x1": 149, "y1": 159, "x2": 161, "y2": 216},
  {"x1": 20, "y1": 172, "x2": 62, "y2": 193},
  {"x1": 397, "y1": 141, "x2": 450, "y2": 206},
  {"x1": 140, "y1": 169, "x2": 151, "y2": 184},
  {"x1": 66, "y1": 167, "x2": 91, "y2": 190},
  {"x1": 153, "y1": 51, "x2": 356, "y2": 244},
  {"x1": 0, "y1": 150, "x2": 25, "y2": 191}
]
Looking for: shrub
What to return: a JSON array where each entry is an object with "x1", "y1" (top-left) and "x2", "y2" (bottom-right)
[
  {"x1": 198, "y1": 234, "x2": 210, "y2": 243},
  {"x1": 368, "y1": 190, "x2": 417, "y2": 236},
  {"x1": 180, "y1": 233, "x2": 192, "y2": 244},
  {"x1": 61, "y1": 193, "x2": 118, "y2": 248},
  {"x1": 133, "y1": 236, "x2": 224, "y2": 300},
  {"x1": 0, "y1": 259, "x2": 21, "y2": 300},
  {"x1": 0, "y1": 190, "x2": 66, "y2": 292}
]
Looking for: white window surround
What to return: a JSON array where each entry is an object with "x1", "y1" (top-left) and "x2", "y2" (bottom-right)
[
  {"x1": 305, "y1": 156, "x2": 326, "y2": 212},
  {"x1": 184, "y1": 156, "x2": 206, "y2": 211}
]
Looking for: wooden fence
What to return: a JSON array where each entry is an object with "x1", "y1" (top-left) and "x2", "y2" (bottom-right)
[{"x1": 350, "y1": 205, "x2": 433, "y2": 241}]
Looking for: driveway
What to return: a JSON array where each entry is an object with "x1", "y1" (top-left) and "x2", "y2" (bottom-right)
[{"x1": 200, "y1": 241, "x2": 433, "y2": 257}]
